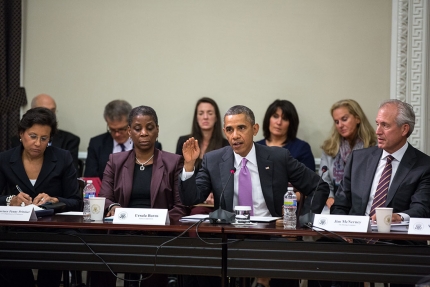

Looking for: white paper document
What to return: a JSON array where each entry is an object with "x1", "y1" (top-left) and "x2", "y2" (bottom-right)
[{"x1": 371, "y1": 221, "x2": 409, "y2": 232}]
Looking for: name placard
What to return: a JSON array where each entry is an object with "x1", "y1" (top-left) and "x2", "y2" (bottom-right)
[
  {"x1": 0, "y1": 206, "x2": 37, "y2": 221},
  {"x1": 408, "y1": 218, "x2": 430, "y2": 235},
  {"x1": 313, "y1": 214, "x2": 370, "y2": 233},
  {"x1": 113, "y1": 208, "x2": 169, "y2": 225}
]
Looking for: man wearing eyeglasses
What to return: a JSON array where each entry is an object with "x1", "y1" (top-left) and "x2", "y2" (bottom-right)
[{"x1": 84, "y1": 99, "x2": 162, "y2": 179}]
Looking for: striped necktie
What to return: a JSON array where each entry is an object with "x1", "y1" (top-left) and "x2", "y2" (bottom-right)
[{"x1": 370, "y1": 155, "x2": 394, "y2": 217}]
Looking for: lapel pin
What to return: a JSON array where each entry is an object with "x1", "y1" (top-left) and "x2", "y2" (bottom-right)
[{"x1": 265, "y1": 166, "x2": 270, "y2": 170}]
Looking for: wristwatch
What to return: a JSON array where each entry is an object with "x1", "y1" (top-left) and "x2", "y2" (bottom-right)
[
  {"x1": 398, "y1": 214, "x2": 404, "y2": 221},
  {"x1": 6, "y1": 195, "x2": 15, "y2": 206}
]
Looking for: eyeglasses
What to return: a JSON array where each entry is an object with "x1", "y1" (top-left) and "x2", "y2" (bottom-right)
[
  {"x1": 27, "y1": 133, "x2": 50, "y2": 143},
  {"x1": 107, "y1": 125, "x2": 129, "y2": 134}
]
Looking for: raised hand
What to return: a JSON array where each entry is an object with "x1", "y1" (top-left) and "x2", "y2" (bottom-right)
[{"x1": 182, "y1": 137, "x2": 200, "y2": 172}]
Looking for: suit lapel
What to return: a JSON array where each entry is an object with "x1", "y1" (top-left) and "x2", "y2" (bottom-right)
[
  {"x1": 122, "y1": 150, "x2": 136, "y2": 206},
  {"x1": 34, "y1": 147, "x2": 57, "y2": 189},
  {"x1": 150, "y1": 149, "x2": 163, "y2": 208},
  {"x1": 361, "y1": 148, "x2": 382, "y2": 211},
  {"x1": 219, "y1": 148, "x2": 235, "y2": 211},
  {"x1": 254, "y1": 144, "x2": 274, "y2": 212},
  {"x1": 9, "y1": 146, "x2": 35, "y2": 192},
  {"x1": 102, "y1": 133, "x2": 114, "y2": 164},
  {"x1": 386, "y1": 144, "x2": 415, "y2": 205}
]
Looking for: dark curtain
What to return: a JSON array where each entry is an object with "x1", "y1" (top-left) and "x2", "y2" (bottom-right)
[{"x1": 0, "y1": 0, "x2": 26, "y2": 152}]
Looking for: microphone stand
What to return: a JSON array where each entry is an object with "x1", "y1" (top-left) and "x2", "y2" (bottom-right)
[
  {"x1": 308, "y1": 166, "x2": 328, "y2": 226},
  {"x1": 208, "y1": 168, "x2": 236, "y2": 224}
]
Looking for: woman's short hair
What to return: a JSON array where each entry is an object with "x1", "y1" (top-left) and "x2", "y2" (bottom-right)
[
  {"x1": 18, "y1": 107, "x2": 58, "y2": 139},
  {"x1": 322, "y1": 99, "x2": 376, "y2": 157},
  {"x1": 262, "y1": 99, "x2": 299, "y2": 144},
  {"x1": 128, "y1": 105, "x2": 158, "y2": 126},
  {"x1": 104, "y1": 100, "x2": 132, "y2": 122}
]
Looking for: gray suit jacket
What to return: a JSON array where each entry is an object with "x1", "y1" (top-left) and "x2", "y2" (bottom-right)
[
  {"x1": 332, "y1": 144, "x2": 430, "y2": 218},
  {"x1": 180, "y1": 144, "x2": 329, "y2": 217}
]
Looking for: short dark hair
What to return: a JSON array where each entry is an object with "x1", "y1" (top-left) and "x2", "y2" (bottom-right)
[
  {"x1": 128, "y1": 106, "x2": 158, "y2": 126},
  {"x1": 224, "y1": 105, "x2": 255, "y2": 125},
  {"x1": 262, "y1": 99, "x2": 299, "y2": 143},
  {"x1": 104, "y1": 100, "x2": 132, "y2": 122},
  {"x1": 18, "y1": 107, "x2": 58, "y2": 139}
]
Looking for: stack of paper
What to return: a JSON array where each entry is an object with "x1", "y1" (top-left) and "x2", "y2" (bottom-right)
[{"x1": 371, "y1": 221, "x2": 409, "y2": 232}]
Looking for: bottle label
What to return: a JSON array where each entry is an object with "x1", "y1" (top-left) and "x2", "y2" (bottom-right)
[{"x1": 284, "y1": 200, "x2": 297, "y2": 206}]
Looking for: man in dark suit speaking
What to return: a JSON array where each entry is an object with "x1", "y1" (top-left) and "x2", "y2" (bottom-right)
[
  {"x1": 180, "y1": 105, "x2": 329, "y2": 218},
  {"x1": 332, "y1": 99, "x2": 430, "y2": 221},
  {"x1": 180, "y1": 105, "x2": 329, "y2": 287}
]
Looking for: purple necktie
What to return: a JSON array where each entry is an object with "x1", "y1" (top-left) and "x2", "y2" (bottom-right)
[
  {"x1": 238, "y1": 158, "x2": 253, "y2": 215},
  {"x1": 370, "y1": 155, "x2": 394, "y2": 217}
]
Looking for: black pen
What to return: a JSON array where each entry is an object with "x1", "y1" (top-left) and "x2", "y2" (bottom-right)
[
  {"x1": 15, "y1": 185, "x2": 26, "y2": 207},
  {"x1": 16, "y1": 185, "x2": 24, "y2": 194}
]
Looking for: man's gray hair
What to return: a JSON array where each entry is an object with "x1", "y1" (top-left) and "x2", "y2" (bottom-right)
[
  {"x1": 380, "y1": 99, "x2": 415, "y2": 137},
  {"x1": 224, "y1": 105, "x2": 255, "y2": 125},
  {"x1": 104, "y1": 100, "x2": 132, "y2": 122}
]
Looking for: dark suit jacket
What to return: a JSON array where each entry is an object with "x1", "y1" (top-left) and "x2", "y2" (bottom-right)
[
  {"x1": 11, "y1": 129, "x2": 80, "y2": 172},
  {"x1": 332, "y1": 144, "x2": 430, "y2": 218},
  {"x1": 84, "y1": 132, "x2": 162, "y2": 179},
  {"x1": 180, "y1": 144, "x2": 329, "y2": 217},
  {"x1": 99, "y1": 148, "x2": 189, "y2": 223},
  {"x1": 0, "y1": 145, "x2": 81, "y2": 211}
]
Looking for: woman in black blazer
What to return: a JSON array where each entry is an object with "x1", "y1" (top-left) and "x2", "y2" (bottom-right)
[{"x1": 0, "y1": 107, "x2": 80, "y2": 287}]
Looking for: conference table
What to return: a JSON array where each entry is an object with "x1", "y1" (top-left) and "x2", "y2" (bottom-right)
[{"x1": 0, "y1": 215, "x2": 429, "y2": 287}]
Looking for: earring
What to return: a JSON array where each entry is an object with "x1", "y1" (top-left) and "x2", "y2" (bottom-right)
[
  {"x1": 19, "y1": 138, "x2": 22, "y2": 142},
  {"x1": 129, "y1": 139, "x2": 132, "y2": 145}
]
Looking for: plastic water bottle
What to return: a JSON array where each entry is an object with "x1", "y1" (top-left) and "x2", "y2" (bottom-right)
[
  {"x1": 283, "y1": 186, "x2": 297, "y2": 229},
  {"x1": 83, "y1": 180, "x2": 96, "y2": 222}
]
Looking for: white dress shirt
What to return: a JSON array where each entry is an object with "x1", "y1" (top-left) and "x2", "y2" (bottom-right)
[
  {"x1": 365, "y1": 142, "x2": 409, "y2": 220},
  {"x1": 112, "y1": 138, "x2": 132, "y2": 153},
  {"x1": 181, "y1": 143, "x2": 271, "y2": 217}
]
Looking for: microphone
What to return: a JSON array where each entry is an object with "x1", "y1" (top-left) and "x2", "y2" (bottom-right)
[
  {"x1": 299, "y1": 165, "x2": 328, "y2": 227},
  {"x1": 208, "y1": 167, "x2": 237, "y2": 224}
]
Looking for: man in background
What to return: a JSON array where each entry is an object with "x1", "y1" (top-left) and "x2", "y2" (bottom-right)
[
  {"x1": 84, "y1": 99, "x2": 162, "y2": 179},
  {"x1": 11, "y1": 93, "x2": 80, "y2": 173}
]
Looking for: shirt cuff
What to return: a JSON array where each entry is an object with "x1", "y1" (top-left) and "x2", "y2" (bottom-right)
[
  {"x1": 397, "y1": 212, "x2": 409, "y2": 222},
  {"x1": 180, "y1": 167, "x2": 195, "y2": 181}
]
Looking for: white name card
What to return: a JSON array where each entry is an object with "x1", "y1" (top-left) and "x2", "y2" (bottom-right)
[
  {"x1": 408, "y1": 218, "x2": 430, "y2": 235},
  {"x1": 0, "y1": 206, "x2": 37, "y2": 221},
  {"x1": 113, "y1": 208, "x2": 170, "y2": 225},
  {"x1": 313, "y1": 214, "x2": 370, "y2": 233}
]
